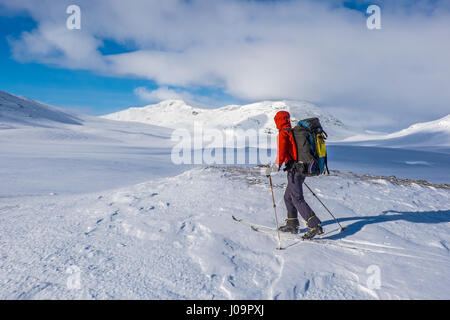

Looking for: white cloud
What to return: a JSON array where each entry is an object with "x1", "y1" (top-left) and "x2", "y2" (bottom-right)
[
  {"x1": 10, "y1": 23, "x2": 105, "y2": 70},
  {"x1": 2, "y1": 0, "x2": 450, "y2": 129},
  {"x1": 134, "y1": 86, "x2": 192, "y2": 103},
  {"x1": 133, "y1": 86, "x2": 227, "y2": 109}
]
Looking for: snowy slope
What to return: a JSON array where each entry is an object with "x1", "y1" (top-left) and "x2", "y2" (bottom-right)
[
  {"x1": 0, "y1": 90, "x2": 83, "y2": 128},
  {"x1": 341, "y1": 114, "x2": 450, "y2": 149},
  {"x1": 0, "y1": 91, "x2": 182, "y2": 196},
  {"x1": 102, "y1": 100, "x2": 357, "y2": 141},
  {"x1": 327, "y1": 145, "x2": 450, "y2": 184},
  {"x1": 0, "y1": 166, "x2": 448, "y2": 299}
]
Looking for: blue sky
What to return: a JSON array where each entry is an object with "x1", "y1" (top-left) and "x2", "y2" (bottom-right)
[
  {"x1": 0, "y1": 15, "x2": 151, "y2": 114},
  {"x1": 0, "y1": 0, "x2": 449, "y2": 129},
  {"x1": 0, "y1": 10, "x2": 240, "y2": 115}
]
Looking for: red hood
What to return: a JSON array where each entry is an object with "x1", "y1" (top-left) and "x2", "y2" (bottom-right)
[{"x1": 274, "y1": 111, "x2": 292, "y2": 130}]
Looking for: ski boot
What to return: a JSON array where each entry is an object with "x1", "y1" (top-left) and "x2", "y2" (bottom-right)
[
  {"x1": 302, "y1": 225, "x2": 324, "y2": 240},
  {"x1": 278, "y1": 218, "x2": 299, "y2": 234}
]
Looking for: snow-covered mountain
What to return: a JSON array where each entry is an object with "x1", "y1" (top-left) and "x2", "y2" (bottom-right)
[
  {"x1": 102, "y1": 100, "x2": 357, "y2": 141},
  {"x1": 0, "y1": 90, "x2": 83, "y2": 128},
  {"x1": 342, "y1": 115, "x2": 450, "y2": 149}
]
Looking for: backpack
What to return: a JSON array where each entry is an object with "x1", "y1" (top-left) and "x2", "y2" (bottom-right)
[{"x1": 290, "y1": 117, "x2": 329, "y2": 176}]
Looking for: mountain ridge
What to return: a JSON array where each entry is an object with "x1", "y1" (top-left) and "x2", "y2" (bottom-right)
[
  {"x1": 0, "y1": 90, "x2": 83, "y2": 128},
  {"x1": 102, "y1": 99, "x2": 357, "y2": 141},
  {"x1": 342, "y1": 114, "x2": 450, "y2": 149},
  {"x1": 2, "y1": 90, "x2": 449, "y2": 148}
]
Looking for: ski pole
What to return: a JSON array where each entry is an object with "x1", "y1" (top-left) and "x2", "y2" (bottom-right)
[
  {"x1": 268, "y1": 175, "x2": 283, "y2": 250},
  {"x1": 304, "y1": 182, "x2": 346, "y2": 233}
]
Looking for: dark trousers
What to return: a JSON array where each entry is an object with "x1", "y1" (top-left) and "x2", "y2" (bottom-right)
[{"x1": 284, "y1": 171, "x2": 321, "y2": 228}]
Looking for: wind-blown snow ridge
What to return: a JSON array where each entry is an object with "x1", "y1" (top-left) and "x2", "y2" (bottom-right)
[{"x1": 102, "y1": 99, "x2": 357, "y2": 141}]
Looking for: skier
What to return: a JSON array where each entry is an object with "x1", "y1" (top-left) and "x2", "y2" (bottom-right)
[{"x1": 265, "y1": 111, "x2": 324, "y2": 239}]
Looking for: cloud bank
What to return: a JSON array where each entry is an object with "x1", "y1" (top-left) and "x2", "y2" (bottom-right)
[
  {"x1": 134, "y1": 86, "x2": 193, "y2": 103},
  {"x1": 1, "y1": 0, "x2": 450, "y2": 129}
]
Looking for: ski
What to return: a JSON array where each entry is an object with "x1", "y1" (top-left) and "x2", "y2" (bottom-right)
[
  {"x1": 249, "y1": 226, "x2": 363, "y2": 251},
  {"x1": 232, "y1": 215, "x2": 331, "y2": 240},
  {"x1": 231, "y1": 215, "x2": 277, "y2": 231},
  {"x1": 232, "y1": 215, "x2": 363, "y2": 251}
]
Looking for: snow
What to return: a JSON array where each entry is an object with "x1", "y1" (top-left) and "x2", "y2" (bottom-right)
[
  {"x1": 0, "y1": 167, "x2": 448, "y2": 299},
  {"x1": 100, "y1": 98, "x2": 450, "y2": 183},
  {"x1": 0, "y1": 90, "x2": 186, "y2": 196},
  {"x1": 327, "y1": 145, "x2": 450, "y2": 184},
  {"x1": 102, "y1": 99, "x2": 358, "y2": 141},
  {"x1": 1, "y1": 90, "x2": 449, "y2": 299},
  {"x1": 0, "y1": 90, "x2": 83, "y2": 127},
  {"x1": 341, "y1": 114, "x2": 450, "y2": 150}
]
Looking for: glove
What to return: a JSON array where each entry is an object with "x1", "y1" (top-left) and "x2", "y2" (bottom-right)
[{"x1": 263, "y1": 164, "x2": 279, "y2": 176}]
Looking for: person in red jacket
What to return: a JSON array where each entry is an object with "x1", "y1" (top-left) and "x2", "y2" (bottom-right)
[{"x1": 267, "y1": 111, "x2": 323, "y2": 239}]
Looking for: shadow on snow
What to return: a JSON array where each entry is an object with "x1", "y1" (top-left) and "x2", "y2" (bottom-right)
[{"x1": 306, "y1": 210, "x2": 450, "y2": 240}]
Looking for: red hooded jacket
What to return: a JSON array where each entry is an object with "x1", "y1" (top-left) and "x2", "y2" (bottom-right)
[{"x1": 274, "y1": 111, "x2": 298, "y2": 167}]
